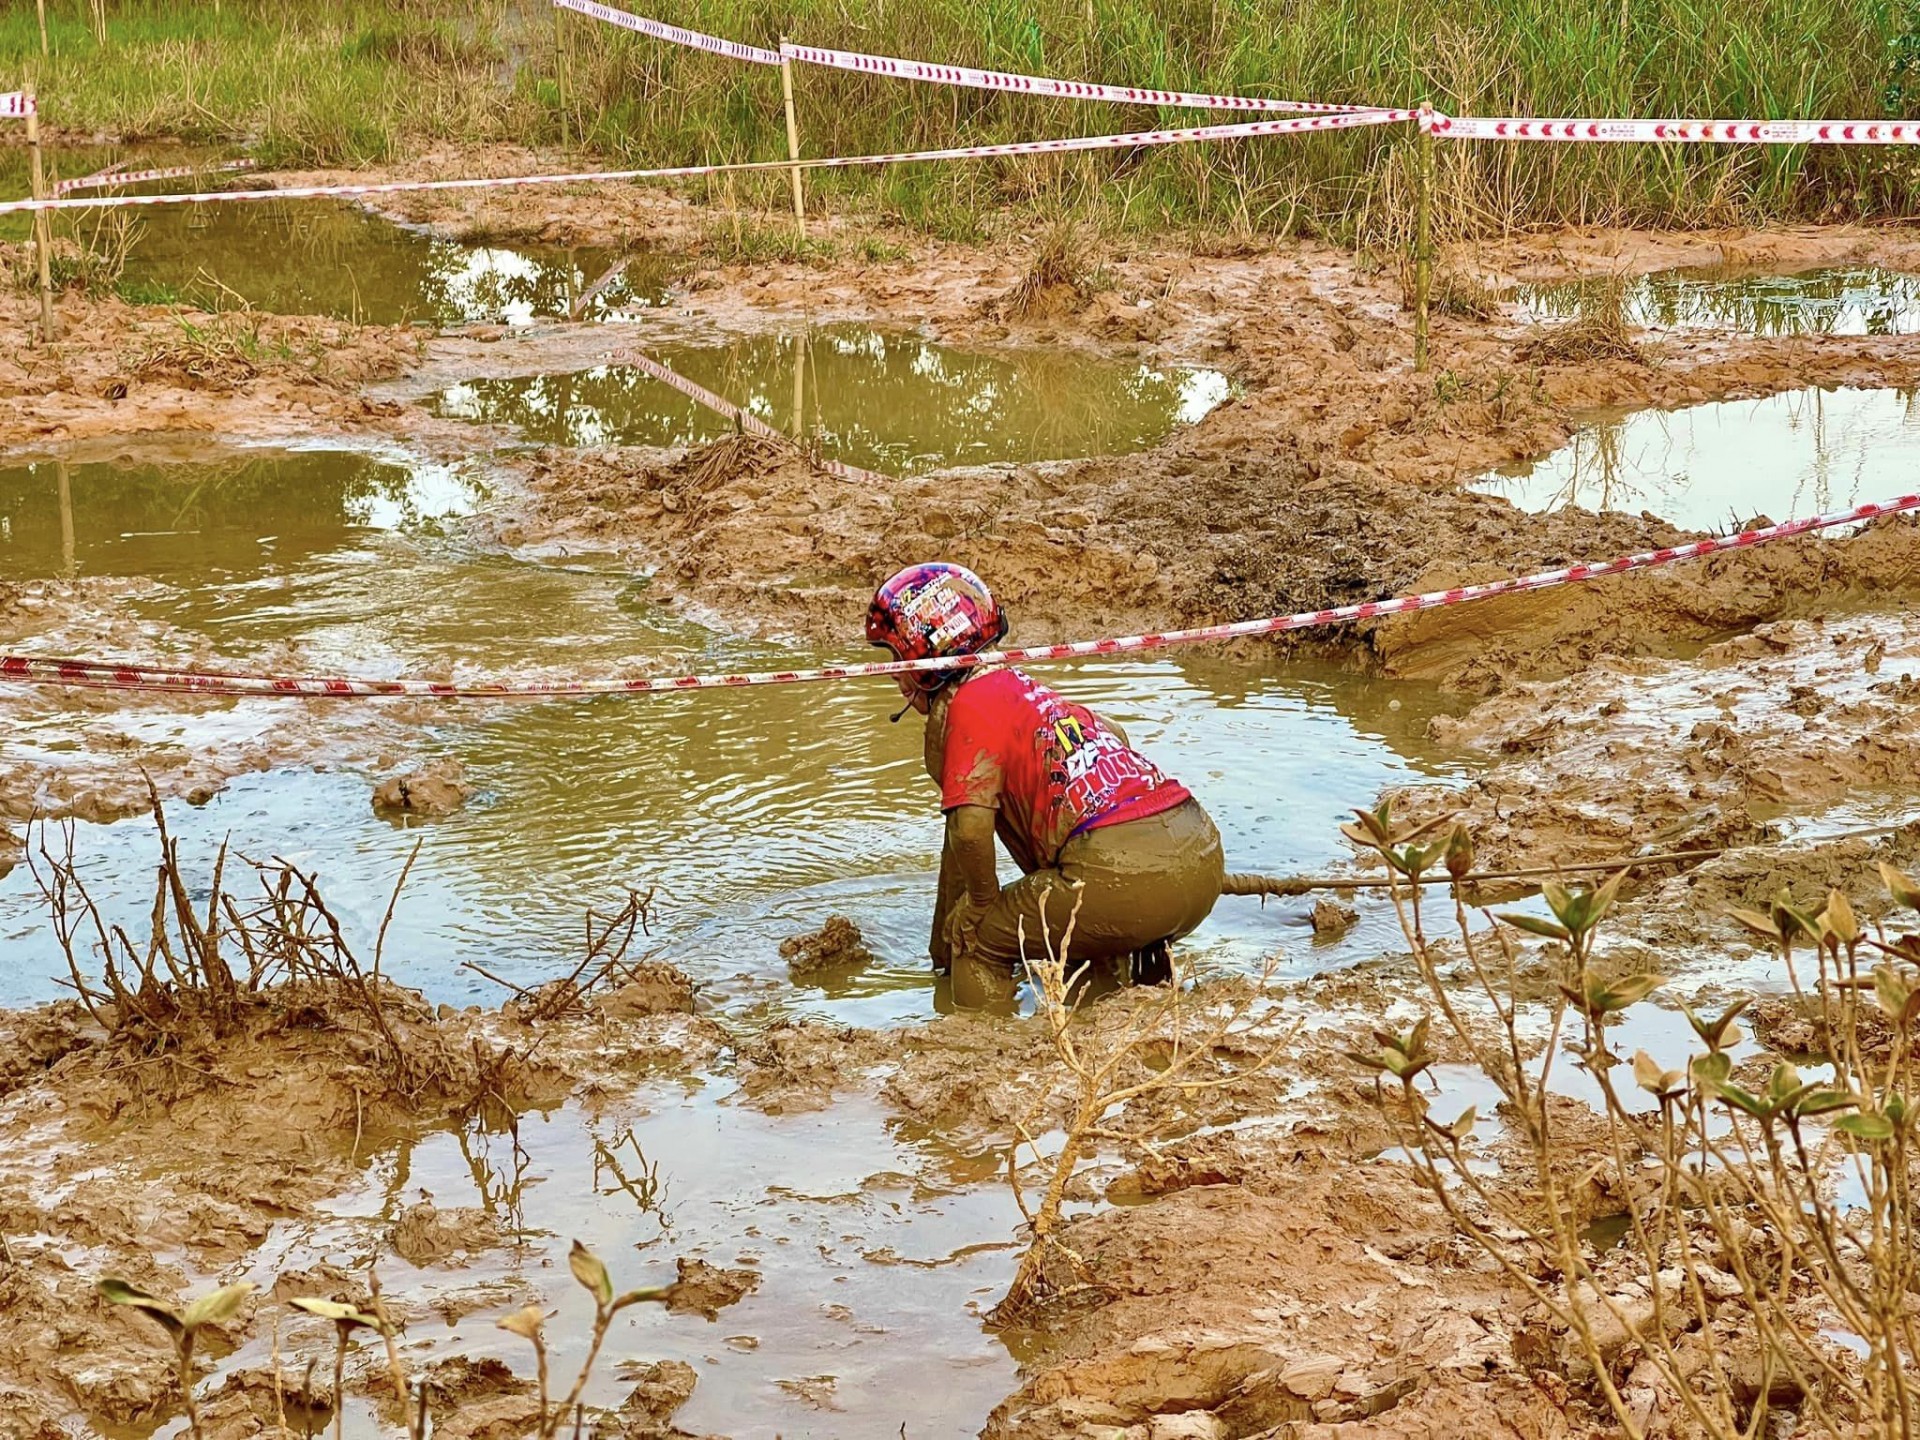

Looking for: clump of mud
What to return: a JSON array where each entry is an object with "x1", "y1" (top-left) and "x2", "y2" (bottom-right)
[
  {"x1": 779, "y1": 914, "x2": 876, "y2": 978},
  {"x1": 663, "y1": 1257, "x2": 761, "y2": 1319},
  {"x1": 391, "y1": 1199, "x2": 502, "y2": 1266},
  {"x1": 373, "y1": 759, "x2": 472, "y2": 819},
  {"x1": 597, "y1": 961, "x2": 699, "y2": 1018},
  {"x1": 1309, "y1": 898, "x2": 1358, "y2": 938}
]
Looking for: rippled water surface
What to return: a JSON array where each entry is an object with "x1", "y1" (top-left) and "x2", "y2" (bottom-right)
[{"x1": 0, "y1": 452, "x2": 1469, "y2": 1015}]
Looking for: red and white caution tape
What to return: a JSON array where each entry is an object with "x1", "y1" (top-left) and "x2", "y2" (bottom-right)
[
  {"x1": 54, "y1": 159, "x2": 134, "y2": 196},
  {"x1": 7, "y1": 495, "x2": 1916, "y2": 701},
  {"x1": 780, "y1": 41, "x2": 1380, "y2": 115},
  {"x1": 0, "y1": 108, "x2": 1409, "y2": 216},
  {"x1": 54, "y1": 158, "x2": 255, "y2": 199},
  {"x1": 624, "y1": 350, "x2": 896, "y2": 486},
  {"x1": 1, "y1": 92, "x2": 34, "y2": 120},
  {"x1": 1429, "y1": 112, "x2": 1920, "y2": 145},
  {"x1": 553, "y1": 0, "x2": 780, "y2": 66}
]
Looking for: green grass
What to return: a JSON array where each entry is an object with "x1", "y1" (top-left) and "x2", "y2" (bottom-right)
[{"x1": 4, "y1": 0, "x2": 1916, "y2": 243}]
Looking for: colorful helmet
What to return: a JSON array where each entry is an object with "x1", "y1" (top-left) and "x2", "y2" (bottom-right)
[{"x1": 866, "y1": 563, "x2": 1008, "y2": 684}]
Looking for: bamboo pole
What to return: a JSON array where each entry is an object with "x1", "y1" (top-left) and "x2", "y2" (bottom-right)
[
  {"x1": 26, "y1": 91, "x2": 58, "y2": 343},
  {"x1": 791, "y1": 332, "x2": 805, "y2": 440},
  {"x1": 1220, "y1": 820, "x2": 1916, "y2": 900},
  {"x1": 36, "y1": 0, "x2": 48, "y2": 56},
  {"x1": 56, "y1": 459, "x2": 75, "y2": 578},
  {"x1": 1413, "y1": 102, "x2": 1434, "y2": 373},
  {"x1": 779, "y1": 38, "x2": 807, "y2": 239},
  {"x1": 553, "y1": 0, "x2": 571, "y2": 150}
]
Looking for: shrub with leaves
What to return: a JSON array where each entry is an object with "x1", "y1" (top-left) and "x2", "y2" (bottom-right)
[{"x1": 1343, "y1": 799, "x2": 1920, "y2": 1439}]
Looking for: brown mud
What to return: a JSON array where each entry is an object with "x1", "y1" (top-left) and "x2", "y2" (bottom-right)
[{"x1": 6, "y1": 150, "x2": 1920, "y2": 1438}]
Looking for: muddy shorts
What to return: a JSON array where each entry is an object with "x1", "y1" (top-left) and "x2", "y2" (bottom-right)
[{"x1": 951, "y1": 798, "x2": 1224, "y2": 1008}]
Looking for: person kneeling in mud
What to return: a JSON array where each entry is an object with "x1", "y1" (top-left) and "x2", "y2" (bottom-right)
[{"x1": 867, "y1": 562, "x2": 1224, "y2": 1010}]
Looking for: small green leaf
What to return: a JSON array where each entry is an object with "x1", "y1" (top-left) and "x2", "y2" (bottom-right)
[
  {"x1": 1878, "y1": 861, "x2": 1920, "y2": 913},
  {"x1": 1406, "y1": 1016, "x2": 1432, "y2": 1061},
  {"x1": 99, "y1": 1278, "x2": 183, "y2": 1334},
  {"x1": 1726, "y1": 908, "x2": 1780, "y2": 942},
  {"x1": 1692, "y1": 1052, "x2": 1733, "y2": 1087},
  {"x1": 1820, "y1": 889, "x2": 1860, "y2": 946},
  {"x1": 1344, "y1": 1049, "x2": 1390, "y2": 1073},
  {"x1": 497, "y1": 1304, "x2": 546, "y2": 1340},
  {"x1": 181, "y1": 1283, "x2": 253, "y2": 1332},
  {"x1": 1349, "y1": 805, "x2": 1391, "y2": 847},
  {"x1": 1772, "y1": 894, "x2": 1823, "y2": 945},
  {"x1": 1887, "y1": 1094, "x2": 1909, "y2": 1126},
  {"x1": 289, "y1": 1297, "x2": 385, "y2": 1332},
  {"x1": 569, "y1": 1241, "x2": 614, "y2": 1308},
  {"x1": 1498, "y1": 912, "x2": 1572, "y2": 943},
  {"x1": 1796, "y1": 1090, "x2": 1858, "y2": 1117},
  {"x1": 1586, "y1": 870, "x2": 1627, "y2": 929},
  {"x1": 1448, "y1": 1105, "x2": 1478, "y2": 1141},
  {"x1": 1542, "y1": 881, "x2": 1583, "y2": 933},
  {"x1": 1594, "y1": 973, "x2": 1665, "y2": 1013},
  {"x1": 1768, "y1": 1063, "x2": 1804, "y2": 1102},
  {"x1": 1682, "y1": 998, "x2": 1753, "y2": 1050},
  {"x1": 1837, "y1": 1113, "x2": 1896, "y2": 1142},
  {"x1": 1873, "y1": 966, "x2": 1914, "y2": 1024},
  {"x1": 1382, "y1": 1051, "x2": 1433, "y2": 1082},
  {"x1": 1714, "y1": 1083, "x2": 1771, "y2": 1120},
  {"x1": 1632, "y1": 1049, "x2": 1684, "y2": 1096}
]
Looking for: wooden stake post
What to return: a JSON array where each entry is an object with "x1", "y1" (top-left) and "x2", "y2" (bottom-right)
[
  {"x1": 779, "y1": 38, "x2": 807, "y2": 238},
  {"x1": 1413, "y1": 103, "x2": 1434, "y2": 373},
  {"x1": 26, "y1": 90, "x2": 57, "y2": 343}
]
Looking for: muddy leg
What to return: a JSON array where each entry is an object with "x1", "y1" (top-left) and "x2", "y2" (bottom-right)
[{"x1": 949, "y1": 952, "x2": 1021, "y2": 1013}]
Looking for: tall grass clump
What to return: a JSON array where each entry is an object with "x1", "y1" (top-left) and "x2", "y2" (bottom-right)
[{"x1": 1, "y1": 0, "x2": 1912, "y2": 239}]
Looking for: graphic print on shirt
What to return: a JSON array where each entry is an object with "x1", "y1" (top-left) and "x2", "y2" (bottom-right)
[{"x1": 1034, "y1": 688, "x2": 1166, "y2": 826}]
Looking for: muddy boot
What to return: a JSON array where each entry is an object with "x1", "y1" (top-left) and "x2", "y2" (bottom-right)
[{"x1": 1129, "y1": 938, "x2": 1173, "y2": 986}]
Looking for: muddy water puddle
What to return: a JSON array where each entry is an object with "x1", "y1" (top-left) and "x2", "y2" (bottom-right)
[
  {"x1": 433, "y1": 327, "x2": 1236, "y2": 472},
  {"x1": 2, "y1": 146, "x2": 668, "y2": 325},
  {"x1": 0, "y1": 448, "x2": 1467, "y2": 1013},
  {"x1": 1475, "y1": 385, "x2": 1920, "y2": 530},
  {"x1": 1515, "y1": 266, "x2": 1920, "y2": 336},
  {"x1": 214, "y1": 1085, "x2": 1028, "y2": 1438}
]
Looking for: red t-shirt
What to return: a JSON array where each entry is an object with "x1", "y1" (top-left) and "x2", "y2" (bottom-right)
[{"x1": 938, "y1": 668, "x2": 1192, "y2": 870}]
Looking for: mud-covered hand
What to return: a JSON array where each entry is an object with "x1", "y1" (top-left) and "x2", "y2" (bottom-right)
[{"x1": 943, "y1": 893, "x2": 991, "y2": 960}]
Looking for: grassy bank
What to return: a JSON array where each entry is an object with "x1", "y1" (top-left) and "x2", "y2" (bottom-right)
[{"x1": 3, "y1": 0, "x2": 1914, "y2": 243}]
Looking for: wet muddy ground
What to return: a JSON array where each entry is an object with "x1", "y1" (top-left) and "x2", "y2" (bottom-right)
[{"x1": 3, "y1": 146, "x2": 1920, "y2": 1438}]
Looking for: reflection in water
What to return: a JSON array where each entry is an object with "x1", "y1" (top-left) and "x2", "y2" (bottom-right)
[
  {"x1": 435, "y1": 328, "x2": 1237, "y2": 473},
  {"x1": 113, "y1": 200, "x2": 668, "y2": 325},
  {"x1": 0, "y1": 146, "x2": 668, "y2": 325},
  {"x1": 1475, "y1": 387, "x2": 1920, "y2": 531},
  {"x1": 235, "y1": 1089, "x2": 1028, "y2": 1438},
  {"x1": 1516, "y1": 267, "x2": 1920, "y2": 337},
  {"x1": 0, "y1": 452, "x2": 477, "y2": 582}
]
